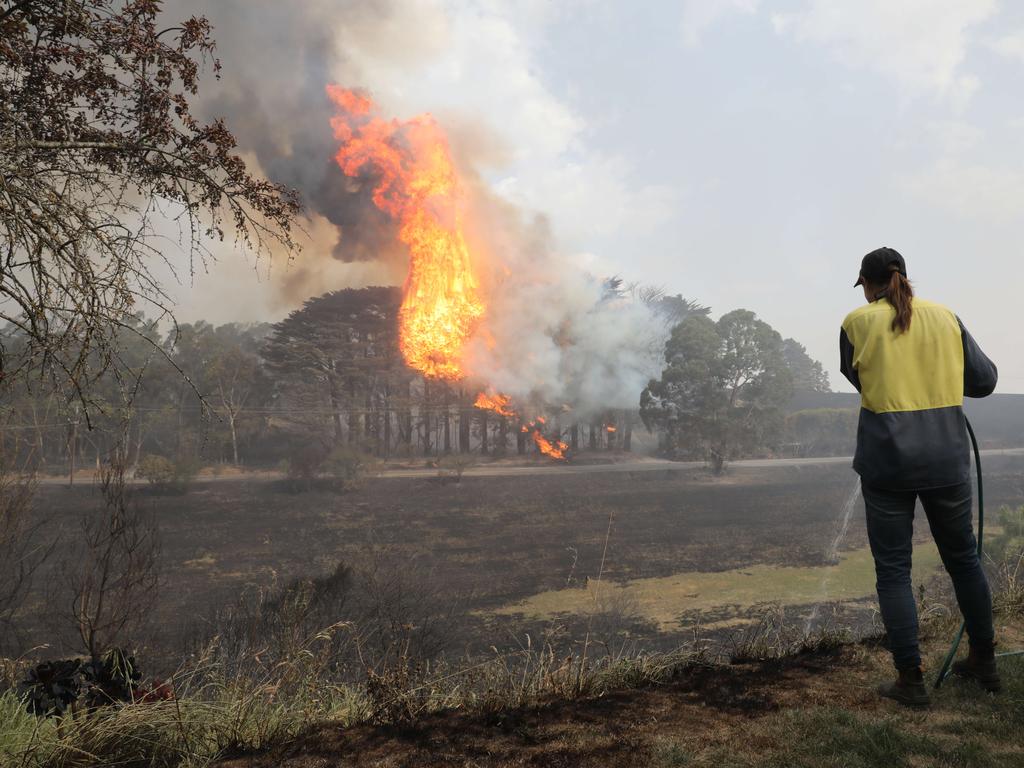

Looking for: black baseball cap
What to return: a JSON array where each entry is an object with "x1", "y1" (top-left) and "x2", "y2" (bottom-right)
[{"x1": 854, "y1": 247, "x2": 907, "y2": 287}]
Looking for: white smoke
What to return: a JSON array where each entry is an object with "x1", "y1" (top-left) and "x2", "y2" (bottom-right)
[
  {"x1": 465, "y1": 267, "x2": 666, "y2": 414},
  {"x1": 459, "y1": 187, "x2": 666, "y2": 415},
  {"x1": 161, "y1": 0, "x2": 669, "y2": 412}
]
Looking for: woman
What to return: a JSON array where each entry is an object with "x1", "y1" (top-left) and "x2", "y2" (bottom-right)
[{"x1": 840, "y1": 246, "x2": 999, "y2": 707}]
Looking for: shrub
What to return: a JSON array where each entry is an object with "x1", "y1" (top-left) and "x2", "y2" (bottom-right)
[
  {"x1": 285, "y1": 445, "x2": 378, "y2": 493},
  {"x1": 17, "y1": 649, "x2": 158, "y2": 719},
  {"x1": 285, "y1": 444, "x2": 329, "y2": 492},
  {"x1": 436, "y1": 455, "x2": 475, "y2": 485},
  {"x1": 988, "y1": 506, "x2": 1024, "y2": 562},
  {"x1": 783, "y1": 408, "x2": 858, "y2": 458},
  {"x1": 19, "y1": 659, "x2": 82, "y2": 717},
  {"x1": 80, "y1": 649, "x2": 141, "y2": 708},
  {"x1": 322, "y1": 446, "x2": 379, "y2": 493},
  {"x1": 136, "y1": 454, "x2": 174, "y2": 486},
  {"x1": 136, "y1": 455, "x2": 198, "y2": 494}
]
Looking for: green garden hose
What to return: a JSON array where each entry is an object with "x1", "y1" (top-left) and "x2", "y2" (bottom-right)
[{"x1": 934, "y1": 417, "x2": 1024, "y2": 689}]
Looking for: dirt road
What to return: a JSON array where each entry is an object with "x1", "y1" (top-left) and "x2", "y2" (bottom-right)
[
  {"x1": 35, "y1": 447, "x2": 1024, "y2": 485},
  {"x1": 378, "y1": 447, "x2": 1024, "y2": 479}
]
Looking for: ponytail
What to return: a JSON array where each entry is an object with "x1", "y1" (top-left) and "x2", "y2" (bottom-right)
[{"x1": 887, "y1": 268, "x2": 914, "y2": 334}]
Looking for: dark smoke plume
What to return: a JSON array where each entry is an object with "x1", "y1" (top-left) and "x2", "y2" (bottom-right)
[{"x1": 167, "y1": 1, "x2": 407, "y2": 298}]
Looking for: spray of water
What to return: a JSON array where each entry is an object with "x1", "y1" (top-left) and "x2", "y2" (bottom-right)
[{"x1": 804, "y1": 478, "x2": 863, "y2": 634}]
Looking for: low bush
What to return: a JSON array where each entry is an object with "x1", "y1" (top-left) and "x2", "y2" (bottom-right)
[
  {"x1": 285, "y1": 445, "x2": 378, "y2": 493},
  {"x1": 987, "y1": 505, "x2": 1024, "y2": 561},
  {"x1": 322, "y1": 446, "x2": 379, "y2": 492},
  {"x1": 436, "y1": 454, "x2": 475, "y2": 485},
  {"x1": 16, "y1": 649, "x2": 163, "y2": 719},
  {"x1": 136, "y1": 455, "x2": 199, "y2": 494}
]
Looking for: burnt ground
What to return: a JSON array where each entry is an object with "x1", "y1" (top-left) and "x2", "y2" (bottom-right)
[
  {"x1": 223, "y1": 653, "x2": 832, "y2": 768},
  {"x1": 217, "y1": 615, "x2": 1024, "y2": 768},
  {"x1": 22, "y1": 454, "x2": 1024, "y2": 662}
]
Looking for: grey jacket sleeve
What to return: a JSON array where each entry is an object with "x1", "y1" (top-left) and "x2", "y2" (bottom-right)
[
  {"x1": 957, "y1": 317, "x2": 998, "y2": 398},
  {"x1": 839, "y1": 328, "x2": 861, "y2": 393}
]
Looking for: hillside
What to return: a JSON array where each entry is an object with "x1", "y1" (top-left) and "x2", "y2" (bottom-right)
[{"x1": 788, "y1": 392, "x2": 1024, "y2": 449}]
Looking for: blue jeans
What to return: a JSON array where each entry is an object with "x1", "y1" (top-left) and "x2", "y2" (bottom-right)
[{"x1": 862, "y1": 480, "x2": 994, "y2": 670}]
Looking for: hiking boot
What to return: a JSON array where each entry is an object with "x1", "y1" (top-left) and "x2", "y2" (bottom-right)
[
  {"x1": 952, "y1": 641, "x2": 1001, "y2": 692},
  {"x1": 878, "y1": 666, "x2": 930, "y2": 708}
]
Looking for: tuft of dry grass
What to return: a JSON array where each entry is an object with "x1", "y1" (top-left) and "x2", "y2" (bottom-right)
[{"x1": 5, "y1": 544, "x2": 1024, "y2": 767}]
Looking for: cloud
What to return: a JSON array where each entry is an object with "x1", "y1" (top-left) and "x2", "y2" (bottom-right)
[
  {"x1": 924, "y1": 120, "x2": 984, "y2": 154},
  {"x1": 900, "y1": 118, "x2": 1024, "y2": 224},
  {"x1": 681, "y1": 0, "x2": 761, "y2": 48},
  {"x1": 901, "y1": 158, "x2": 1024, "y2": 224},
  {"x1": 771, "y1": 1, "x2": 997, "y2": 108},
  {"x1": 495, "y1": 156, "x2": 676, "y2": 246},
  {"x1": 990, "y1": 29, "x2": 1024, "y2": 61}
]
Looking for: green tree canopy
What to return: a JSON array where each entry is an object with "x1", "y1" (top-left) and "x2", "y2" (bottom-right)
[
  {"x1": 261, "y1": 287, "x2": 405, "y2": 447},
  {"x1": 783, "y1": 338, "x2": 831, "y2": 393},
  {"x1": 640, "y1": 309, "x2": 794, "y2": 472}
]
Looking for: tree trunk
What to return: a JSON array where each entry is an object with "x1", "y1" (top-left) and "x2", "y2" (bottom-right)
[
  {"x1": 402, "y1": 379, "x2": 413, "y2": 455},
  {"x1": 516, "y1": 427, "x2": 526, "y2": 455},
  {"x1": 327, "y1": 370, "x2": 344, "y2": 445},
  {"x1": 421, "y1": 379, "x2": 431, "y2": 455},
  {"x1": 134, "y1": 417, "x2": 145, "y2": 470},
  {"x1": 480, "y1": 411, "x2": 489, "y2": 455},
  {"x1": 443, "y1": 388, "x2": 451, "y2": 454},
  {"x1": 176, "y1": 379, "x2": 188, "y2": 456},
  {"x1": 228, "y1": 412, "x2": 239, "y2": 465},
  {"x1": 589, "y1": 423, "x2": 597, "y2": 451},
  {"x1": 497, "y1": 417, "x2": 508, "y2": 455},
  {"x1": 570, "y1": 424, "x2": 579, "y2": 451},
  {"x1": 67, "y1": 418, "x2": 77, "y2": 486},
  {"x1": 383, "y1": 386, "x2": 392, "y2": 458},
  {"x1": 459, "y1": 405, "x2": 471, "y2": 453}
]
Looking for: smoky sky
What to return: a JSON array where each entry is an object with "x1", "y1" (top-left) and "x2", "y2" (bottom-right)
[
  {"x1": 158, "y1": 1, "x2": 672, "y2": 413},
  {"x1": 168, "y1": 0, "x2": 404, "y2": 268}
]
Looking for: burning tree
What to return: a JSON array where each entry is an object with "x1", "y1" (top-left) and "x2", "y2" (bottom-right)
[
  {"x1": 0, "y1": 0, "x2": 300, "y2": 409},
  {"x1": 326, "y1": 88, "x2": 576, "y2": 460},
  {"x1": 326, "y1": 85, "x2": 484, "y2": 382}
]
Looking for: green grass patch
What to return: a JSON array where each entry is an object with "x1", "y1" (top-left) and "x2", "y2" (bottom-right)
[
  {"x1": 493, "y1": 542, "x2": 944, "y2": 630},
  {"x1": 742, "y1": 708, "x2": 998, "y2": 768}
]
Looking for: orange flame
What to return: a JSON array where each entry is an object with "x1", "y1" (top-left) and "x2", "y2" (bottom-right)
[
  {"x1": 474, "y1": 390, "x2": 569, "y2": 460},
  {"x1": 474, "y1": 392, "x2": 515, "y2": 418},
  {"x1": 605, "y1": 425, "x2": 617, "y2": 433},
  {"x1": 326, "y1": 85, "x2": 483, "y2": 380},
  {"x1": 531, "y1": 430, "x2": 568, "y2": 460}
]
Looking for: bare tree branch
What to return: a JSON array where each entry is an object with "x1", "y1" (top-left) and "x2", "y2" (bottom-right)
[{"x1": 0, "y1": 0, "x2": 302, "y2": 414}]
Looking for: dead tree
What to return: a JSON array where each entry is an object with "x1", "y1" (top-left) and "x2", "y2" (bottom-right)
[
  {"x1": 66, "y1": 458, "x2": 160, "y2": 659},
  {"x1": 0, "y1": 466, "x2": 51, "y2": 653}
]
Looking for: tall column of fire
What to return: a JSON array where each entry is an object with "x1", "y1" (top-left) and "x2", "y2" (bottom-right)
[{"x1": 327, "y1": 85, "x2": 567, "y2": 459}]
